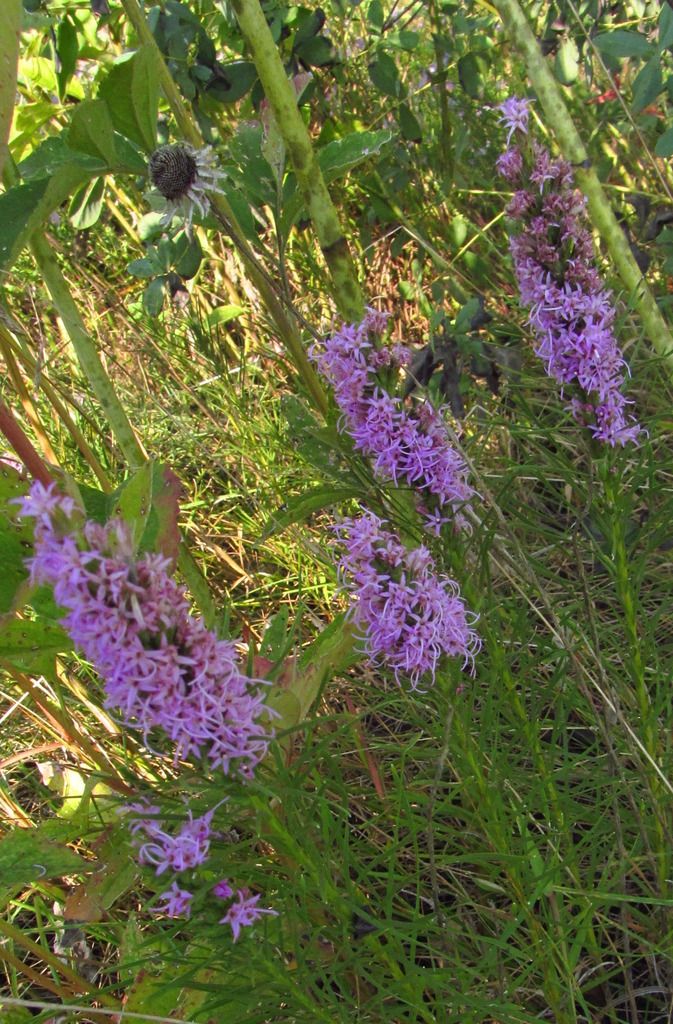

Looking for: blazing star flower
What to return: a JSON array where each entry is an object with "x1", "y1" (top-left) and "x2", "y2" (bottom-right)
[
  {"x1": 497, "y1": 96, "x2": 531, "y2": 144},
  {"x1": 336, "y1": 512, "x2": 480, "y2": 689},
  {"x1": 311, "y1": 310, "x2": 473, "y2": 535},
  {"x1": 19, "y1": 482, "x2": 272, "y2": 776},
  {"x1": 129, "y1": 806, "x2": 216, "y2": 876},
  {"x1": 148, "y1": 143, "x2": 225, "y2": 232},
  {"x1": 218, "y1": 889, "x2": 278, "y2": 942},
  {"x1": 154, "y1": 881, "x2": 194, "y2": 919},
  {"x1": 496, "y1": 100, "x2": 641, "y2": 446}
]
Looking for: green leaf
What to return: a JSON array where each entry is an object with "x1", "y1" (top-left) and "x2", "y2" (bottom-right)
[
  {"x1": 207, "y1": 304, "x2": 245, "y2": 327},
  {"x1": 457, "y1": 52, "x2": 483, "y2": 98},
  {"x1": 0, "y1": 822, "x2": 91, "y2": 892},
  {"x1": 206, "y1": 60, "x2": 257, "y2": 103},
  {"x1": 69, "y1": 176, "x2": 105, "y2": 230},
  {"x1": 108, "y1": 461, "x2": 182, "y2": 560},
  {"x1": 655, "y1": 126, "x2": 673, "y2": 156},
  {"x1": 555, "y1": 37, "x2": 579, "y2": 85},
  {"x1": 398, "y1": 102, "x2": 422, "y2": 141},
  {"x1": 67, "y1": 99, "x2": 117, "y2": 167},
  {"x1": 174, "y1": 232, "x2": 202, "y2": 279},
  {"x1": 260, "y1": 606, "x2": 290, "y2": 660},
  {"x1": 318, "y1": 129, "x2": 393, "y2": 177},
  {"x1": 367, "y1": 0, "x2": 384, "y2": 31},
  {"x1": 56, "y1": 15, "x2": 78, "y2": 100},
  {"x1": 127, "y1": 257, "x2": 157, "y2": 279},
  {"x1": 295, "y1": 36, "x2": 333, "y2": 67},
  {"x1": 593, "y1": 29, "x2": 653, "y2": 59},
  {"x1": 0, "y1": 462, "x2": 31, "y2": 614},
  {"x1": 0, "y1": 618, "x2": 70, "y2": 675},
  {"x1": 0, "y1": 164, "x2": 91, "y2": 270},
  {"x1": 261, "y1": 485, "x2": 362, "y2": 539},
  {"x1": 632, "y1": 55, "x2": 663, "y2": 113},
  {"x1": 0, "y1": 1, "x2": 21, "y2": 181},
  {"x1": 368, "y1": 52, "x2": 406, "y2": 98},
  {"x1": 143, "y1": 276, "x2": 167, "y2": 315},
  {"x1": 98, "y1": 46, "x2": 159, "y2": 152},
  {"x1": 660, "y1": 3, "x2": 673, "y2": 50}
]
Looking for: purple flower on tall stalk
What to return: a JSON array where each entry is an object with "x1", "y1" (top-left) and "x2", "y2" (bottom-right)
[
  {"x1": 154, "y1": 882, "x2": 194, "y2": 919},
  {"x1": 311, "y1": 309, "x2": 473, "y2": 535},
  {"x1": 19, "y1": 482, "x2": 273, "y2": 778},
  {"x1": 496, "y1": 97, "x2": 641, "y2": 446},
  {"x1": 127, "y1": 804, "x2": 216, "y2": 875},
  {"x1": 217, "y1": 888, "x2": 278, "y2": 942},
  {"x1": 336, "y1": 512, "x2": 480, "y2": 689}
]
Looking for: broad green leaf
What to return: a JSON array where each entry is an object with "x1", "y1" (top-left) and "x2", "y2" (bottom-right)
[
  {"x1": 267, "y1": 614, "x2": 359, "y2": 729},
  {"x1": 109, "y1": 461, "x2": 182, "y2": 560},
  {"x1": 0, "y1": 163, "x2": 92, "y2": 270},
  {"x1": 0, "y1": 822, "x2": 90, "y2": 891},
  {"x1": 206, "y1": 60, "x2": 257, "y2": 103},
  {"x1": 143, "y1": 276, "x2": 167, "y2": 315},
  {"x1": 207, "y1": 304, "x2": 245, "y2": 327},
  {"x1": 632, "y1": 55, "x2": 663, "y2": 113},
  {"x1": 593, "y1": 29, "x2": 653, "y2": 59},
  {"x1": 457, "y1": 52, "x2": 483, "y2": 98},
  {"x1": 260, "y1": 606, "x2": 290, "y2": 660},
  {"x1": 398, "y1": 102, "x2": 422, "y2": 141},
  {"x1": 660, "y1": 3, "x2": 673, "y2": 50},
  {"x1": 67, "y1": 99, "x2": 117, "y2": 167},
  {"x1": 98, "y1": 46, "x2": 159, "y2": 152},
  {"x1": 368, "y1": 52, "x2": 406, "y2": 98},
  {"x1": 655, "y1": 125, "x2": 673, "y2": 156},
  {"x1": 56, "y1": 15, "x2": 78, "y2": 100},
  {"x1": 367, "y1": 0, "x2": 384, "y2": 31},
  {"x1": 0, "y1": 462, "x2": 31, "y2": 614},
  {"x1": 318, "y1": 129, "x2": 393, "y2": 177},
  {"x1": 0, "y1": 0, "x2": 21, "y2": 181},
  {"x1": 261, "y1": 485, "x2": 362, "y2": 539},
  {"x1": 555, "y1": 37, "x2": 579, "y2": 85},
  {"x1": 127, "y1": 257, "x2": 157, "y2": 279},
  {"x1": 0, "y1": 618, "x2": 70, "y2": 675},
  {"x1": 69, "y1": 175, "x2": 105, "y2": 230},
  {"x1": 174, "y1": 231, "x2": 202, "y2": 279}
]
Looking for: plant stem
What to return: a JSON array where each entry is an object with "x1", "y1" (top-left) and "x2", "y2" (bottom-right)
[
  {"x1": 0, "y1": 398, "x2": 54, "y2": 485},
  {"x1": 231, "y1": 0, "x2": 364, "y2": 323},
  {"x1": 29, "y1": 233, "x2": 148, "y2": 469},
  {"x1": 494, "y1": 0, "x2": 673, "y2": 377},
  {"x1": 0, "y1": 0, "x2": 20, "y2": 182},
  {"x1": 119, "y1": 0, "x2": 329, "y2": 417}
]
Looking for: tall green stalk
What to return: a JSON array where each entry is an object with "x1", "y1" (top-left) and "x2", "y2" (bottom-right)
[
  {"x1": 230, "y1": 0, "x2": 364, "y2": 323},
  {"x1": 120, "y1": 0, "x2": 329, "y2": 418},
  {"x1": 0, "y1": 0, "x2": 20, "y2": 182},
  {"x1": 494, "y1": 0, "x2": 673, "y2": 377}
]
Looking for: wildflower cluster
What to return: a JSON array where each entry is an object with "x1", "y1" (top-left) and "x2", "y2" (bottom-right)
[
  {"x1": 127, "y1": 803, "x2": 277, "y2": 938},
  {"x1": 20, "y1": 482, "x2": 276, "y2": 939},
  {"x1": 336, "y1": 512, "x2": 480, "y2": 689},
  {"x1": 311, "y1": 309, "x2": 473, "y2": 535},
  {"x1": 497, "y1": 97, "x2": 641, "y2": 446}
]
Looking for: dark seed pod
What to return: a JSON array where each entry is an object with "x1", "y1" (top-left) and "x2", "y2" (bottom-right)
[{"x1": 148, "y1": 145, "x2": 198, "y2": 201}]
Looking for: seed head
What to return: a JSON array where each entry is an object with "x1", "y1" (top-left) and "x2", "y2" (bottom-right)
[{"x1": 149, "y1": 145, "x2": 198, "y2": 201}]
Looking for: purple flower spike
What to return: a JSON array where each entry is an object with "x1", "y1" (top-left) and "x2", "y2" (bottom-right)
[
  {"x1": 311, "y1": 310, "x2": 473, "y2": 534},
  {"x1": 497, "y1": 104, "x2": 641, "y2": 446},
  {"x1": 497, "y1": 96, "x2": 531, "y2": 144},
  {"x1": 219, "y1": 889, "x2": 278, "y2": 941},
  {"x1": 19, "y1": 482, "x2": 274, "y2": 776},
  {"x1": 155, "y1": 882, "x2": 194, "y2": 919},
  {"x1": 336, "y1": 512, "x2": 480, "y2": 689}
]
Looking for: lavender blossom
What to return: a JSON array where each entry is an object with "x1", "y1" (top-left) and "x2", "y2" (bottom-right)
[
  {"x1": 19, "y1": 482, "x2": 273, "y2": 777},
  {"x1": 311, "y1": 310, "x2": 473, "y2": 534},
  {"x1": 154, "y1": 882, "x2": 194, "y2": 919},
  {"x1": 496, "y1": 98, "x2": 641, "y2": 446},
  {"x1": 129, "y1": 806, "x2": 216, "y2": 876},
  {"x1": 218, "y1": 888, "x2": 278, "y2": 942},
  {"x1": 336, "y1": 512, "x2": 480, "y2": 689}
]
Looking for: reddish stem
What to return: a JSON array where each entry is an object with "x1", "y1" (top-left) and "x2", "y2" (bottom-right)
[{"x1": 0, "y1": 398, "x2": 54, "y2": 485}]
